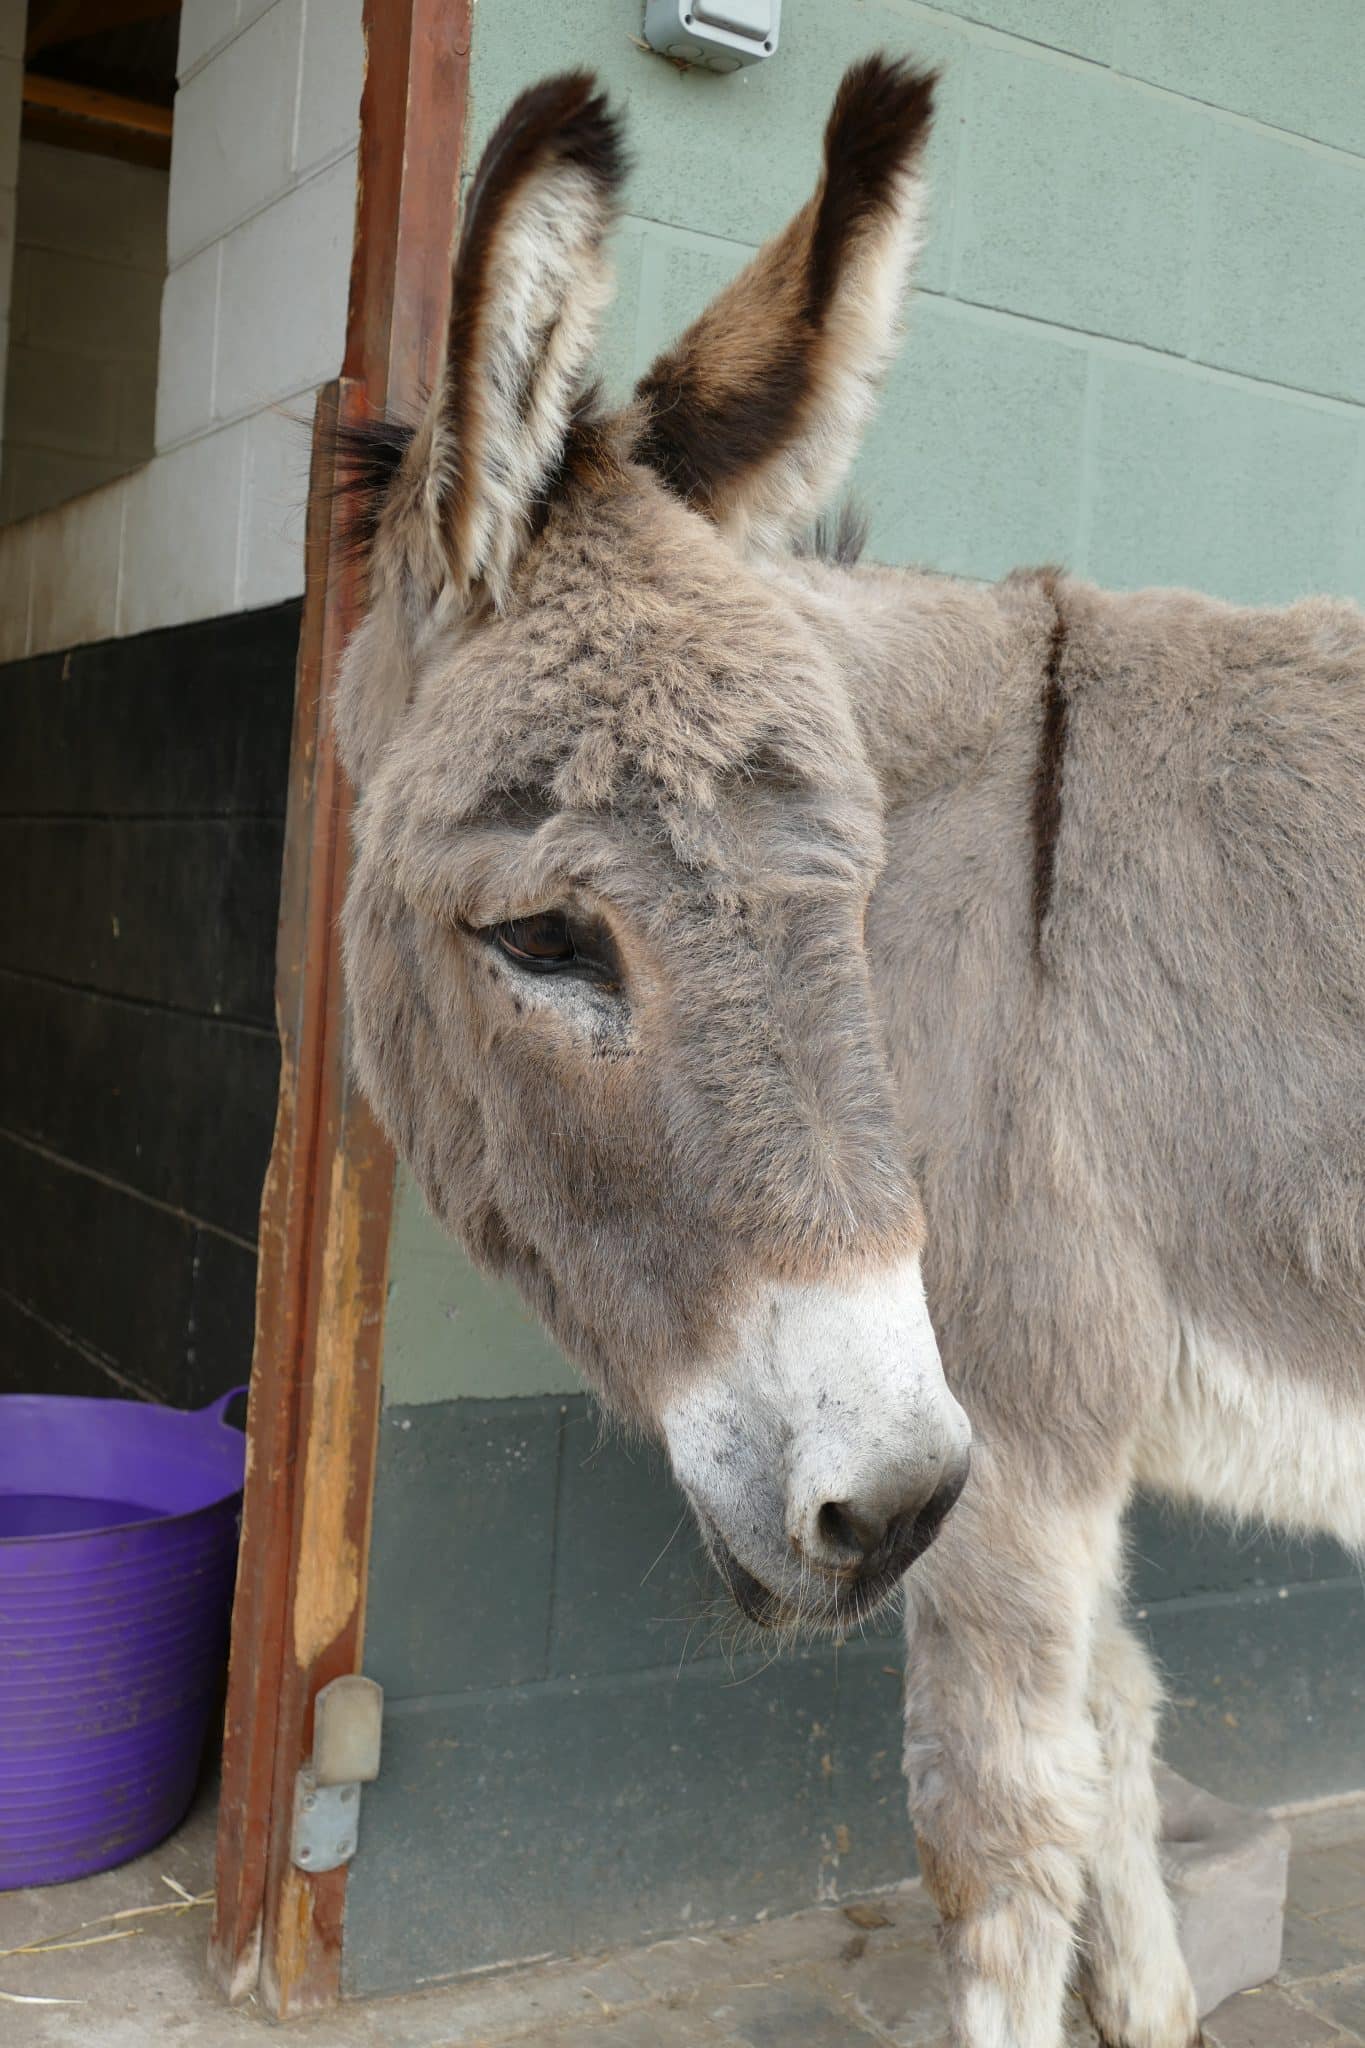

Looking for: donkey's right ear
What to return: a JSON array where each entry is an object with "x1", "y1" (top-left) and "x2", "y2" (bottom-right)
[
  {"x1": 337, "y1": 72, "x2": 625, "y2": 782},
  {"x1": 633, "y1": 55, "x2": 935, "y2": 555}
]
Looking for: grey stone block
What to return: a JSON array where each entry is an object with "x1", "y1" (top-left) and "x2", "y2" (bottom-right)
[{"x1": 1157, "y1": 1765, "x2": 1291, "y2": 2018}]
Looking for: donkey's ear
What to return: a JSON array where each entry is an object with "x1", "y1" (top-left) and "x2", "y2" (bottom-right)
[
  {"x1": 384, "y1": 71, "x2": 626, "y2": 611},
  {"x1": 633, "y1": 55, "x2": 934, "y2": 553}
]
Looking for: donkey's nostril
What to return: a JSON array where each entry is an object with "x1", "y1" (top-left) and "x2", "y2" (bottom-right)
[
  {"x1": 799, "y1": 1449, "x2": 971, "y2": 1577},
  {"x1": 815, "y1": 1498, "x2": 885, "y2": 1565}
]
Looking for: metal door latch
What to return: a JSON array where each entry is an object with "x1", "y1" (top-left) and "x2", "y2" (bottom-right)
[{"x1": 290, "y1": 1674, "x2": 383, "y2": 1874}]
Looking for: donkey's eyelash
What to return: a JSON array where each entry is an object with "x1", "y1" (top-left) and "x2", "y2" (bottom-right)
[{"x1": 474, "y1": 911, "x2": 622, "y2": 988}]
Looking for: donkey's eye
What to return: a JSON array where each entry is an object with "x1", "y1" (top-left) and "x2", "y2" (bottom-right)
[{"x1": 488, "y1": 911, "x2": 617, "y2": 982}]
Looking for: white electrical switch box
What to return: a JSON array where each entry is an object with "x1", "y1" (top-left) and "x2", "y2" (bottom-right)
[{"x1": 644, "y1": 0, "x2": 780, "y2": 71}]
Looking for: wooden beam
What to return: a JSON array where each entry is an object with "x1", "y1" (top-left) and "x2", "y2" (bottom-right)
[
  {"x1": 21, "y1": 100, "x2": 171, "y2": 166},
  {"x1": 21, "y1": 74, "x2": 172, "y2": 167},
  {"x1": 208, "y1": 0, "x2": 472, "y2": 2019},
  {"x1": 26, "y1": 0, "x2": 180, "y2": 58},
  {"x1": 22, "y1": 71, "x2": 171, "y2": 132}
]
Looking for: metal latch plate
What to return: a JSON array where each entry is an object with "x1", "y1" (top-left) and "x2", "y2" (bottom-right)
[{"x1": 290, "y1": 1765, "x2": 361, "y2": 1874}]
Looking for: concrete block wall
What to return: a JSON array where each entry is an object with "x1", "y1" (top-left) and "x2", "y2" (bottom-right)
[
  {"x1": 0, "y1": 0, "x2": 364, "y2": 660},
  {"x1": 346, "y1": 0, "x2": 1365, "y2": 1995},
  {"x1": 0, "y1": 0, "x2": 22, "y2": 464},
  {"x1": 2, "y1": 143, "x2": 167, "y2": 524}
]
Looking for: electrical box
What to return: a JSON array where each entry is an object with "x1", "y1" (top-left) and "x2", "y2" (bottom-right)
[{"x1": 644, "y1": 0, "x2": 780, "y2": 72}]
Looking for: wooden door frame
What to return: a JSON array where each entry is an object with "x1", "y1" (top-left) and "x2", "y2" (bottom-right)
[{"x1": 208, "y1": 0, "x2": 472, "y2": 2016}]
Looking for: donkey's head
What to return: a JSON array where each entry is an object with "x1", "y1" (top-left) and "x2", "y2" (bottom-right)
[{"x1": 338, "y1": 59, "x2": 970, "y2": 1633}]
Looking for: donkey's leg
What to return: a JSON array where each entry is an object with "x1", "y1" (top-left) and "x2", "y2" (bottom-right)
[
  {"x1": 1079, "y1": 1594, "x2": 1201, "y2": 2048},
  {"x1": 902, "y1": 1446, "x2": 1118, "y2": 2048}
]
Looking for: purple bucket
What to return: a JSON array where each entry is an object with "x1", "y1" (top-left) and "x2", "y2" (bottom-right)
[{"x1": 0, "y1": 1388, "x2": 248, "y2": 1889}]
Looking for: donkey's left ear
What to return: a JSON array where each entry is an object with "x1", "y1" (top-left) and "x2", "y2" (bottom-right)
[
  {"x1": 383, "y1": 71, "x2": 626, "y2": 612},
  {"x1": 633, "y1": 55, "x2": 935, "y2": 554}
]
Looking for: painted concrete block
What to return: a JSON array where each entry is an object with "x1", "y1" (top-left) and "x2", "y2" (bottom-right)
[
  {"x1": 343, "y1": 1646, "x2": 872, "y2": 1995},
  {"x1": 293, "y1": 0, "x2": 364, "y2": 178},
  {"x1": 547, "y1": 1401, "x2": 716, "y2": 1682},
  {"x1": 383, "y1": 1168, "x2": 579, "y2": 1403},
  {"x1": 595, "y1": 213, "x2": 646, "y2": 402},
  {"x1": 1129, "y1": 1496, "x2": 1355, "y2": 1610},
  {"x1": 117, "y1": 427, "x2": 244, "y2": 636},
  {"x1": 1140, "y1": 1579, "x2": 1365, "y2": 1811},
  {"x1": 237, "y1": 400, "x2": 308, "y2": 607},
  {"x1": 1158, "y1": 1767, "x2": 1290, "y2": 2018},
  {"x1": 0, "y1": 53, "x2": 19, "y2": 192},
  {"x1": 629, "y1": 218, "x2": 752, "y2": 381},
  {"x1": 16, "y1": 141, "x2": 167, "y2": 268},
  {"x1": 955, "y1": 43, "x2": 1204, "y2": 355},
  {"x1": 3, "y1": 342, "x2": 122, "y2": 456},
  {"x1": 0, "y1": 515, "x2": 31, "y2": 661},
  {"x1": 364, "y1": 1399, "x2": 563, "y2": 1700},
  {"x1": 1196, "y1": 125, "x2": 1365, "y2": 405},
  {"x1": 116, "y1": 361, "x2": 157, "y2": 461},
  {"x1": 0, "y1": 0, "x2": 24, "y2": 64},
  {"x1": 466, "y1": 0, "x2": 968, "y2": 294},
  {"x1": 176, "y1": 0, "x2": 240, "y2": 83},
  {"x1": 214, "y1": 151, "x2": 355, "y2": 420},
  {"x1": 167, "y1": 0, "x2": 303, "y2": 262},
  {"x1": 24, "y1": 248, "x2": 162, "y2": 362},
  {"x1": 0, "y1": 444, "x2": 127, "y2": 527},
  {"x1": 1113, "y1": 0, "x2": 1365, "y2": 160},
  {"x1": 0, "y1": 212, "x2": 14, "y2": 331},
  {"x1": 1084, "y1": 355, "x2": 1363, "y2": 608},
  {"x1": 929, "y1": 0, "x2": 1116, "y2": 63},
  {"x1": 854, "y1": 294, "x2": 1089, "y2": 582},
  {"x1": 155, "y1": 245, "x2": 220, "y2": 450},
  {"x1": 26, "y1": 477, "x2": 124, "y2": 653}
]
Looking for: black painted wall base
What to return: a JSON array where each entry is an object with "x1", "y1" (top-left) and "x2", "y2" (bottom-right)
[
  {"x1": 346, "y1": 1394, "x2": 1365, "y2": 1997},
  {"x1": 0, "y1": 602, "x2": 299, "y2": 1407}
]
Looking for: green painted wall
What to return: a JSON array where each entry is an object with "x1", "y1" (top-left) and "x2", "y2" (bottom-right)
[{"x1": 349, "y1": 0, "x2": 1365, "y2": 1995}]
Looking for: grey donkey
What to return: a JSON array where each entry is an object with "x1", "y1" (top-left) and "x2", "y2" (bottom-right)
[{"x1": 336, "y1": 57, "x2": 1365, "y2": 2048}]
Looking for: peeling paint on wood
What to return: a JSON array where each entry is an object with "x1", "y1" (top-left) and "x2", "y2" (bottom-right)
[
  {"x1": 210, "y1": 0, "x2": 473, "y2": 2018},
  {"x1": 292, "y1": 1153, "x2": 366, "y2": 1669}
]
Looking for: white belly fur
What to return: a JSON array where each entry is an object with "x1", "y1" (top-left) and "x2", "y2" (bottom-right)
[{"x1": 1135, "y1": 1329, "x2": 1365, "y2": 1553}]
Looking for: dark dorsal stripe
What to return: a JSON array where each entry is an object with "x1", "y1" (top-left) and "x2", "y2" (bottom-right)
[{"x1": 1030, "y1": 569, "x2": 1070, "y2": 962}]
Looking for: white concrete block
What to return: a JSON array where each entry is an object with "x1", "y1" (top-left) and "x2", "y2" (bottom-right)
[
  {"x1": 294, "y1": 0, "x2": 365, "y2": 177},
  {"x1": 168, "y1": 0, "x2": 304, "y2": 263},
  {"x1": 5, "y1": 341, "x2": 123, "y2": 457},
  {"x1": 0, "y1": 198, "x2": 14, "y2": 332},
  {"x1": 0, "y1": 54, "x2": 22, "y2": 192},
  {"x1": 0, "y1": 0, "x2": 25, "y2": 65},
  {"x1": 17, "y1": 143, "x2": 167, "y2": 268},
  {"x1": 214, "y1": 151, "x2": 355, "y2": 421},
  {"x1": 27, "y1": 476, "x2": 125, "y2": 655},
  {"x1": 155, "y1": 245, "x2": 221, "y2": 449},
  {"x1": 0, "y1": 513, "x2": 32, "y2": 662},
  {"x1": 24, "y1": 247, "x2": 163, "y2": 361},
  {"x1": 238, "y1": 0, "x2": 281, "y2": 35},
  {"x1": 238, "y1": 399, "x2": 311, "y2": 607},
  {"x1": 118, "y1": 426, "x2": 246, "y2": 636},
  {"x1": 178, "y1": 0, "x2": 242, "y2": 84}
]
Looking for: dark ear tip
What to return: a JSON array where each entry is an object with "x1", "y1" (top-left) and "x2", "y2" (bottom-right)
[
  {"x1": 492, "y1": 69, "x2": 628, "y2": 194},
  {"x1": 826, "y1": 51, "x2": 938, "y2": 163}
]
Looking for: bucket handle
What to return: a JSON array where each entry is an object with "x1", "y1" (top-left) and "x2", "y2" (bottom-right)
[{"x1": 200, "y1": 1384, "x2": 251, "y2": 1431}]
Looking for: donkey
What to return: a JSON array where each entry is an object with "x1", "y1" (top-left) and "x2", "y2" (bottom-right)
[{"x1": 336, "y1": 56, "x2": 1365, "y2": 2048}]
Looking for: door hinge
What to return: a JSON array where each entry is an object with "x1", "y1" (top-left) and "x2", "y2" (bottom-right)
[{"x1": 290, "y1": 1674, "x2": 383, "y2": 1875}]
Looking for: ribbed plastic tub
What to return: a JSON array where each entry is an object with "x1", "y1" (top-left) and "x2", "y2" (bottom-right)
[{"x1": 0, "y1": 1388, "x2": 248, "y2": 1890}]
